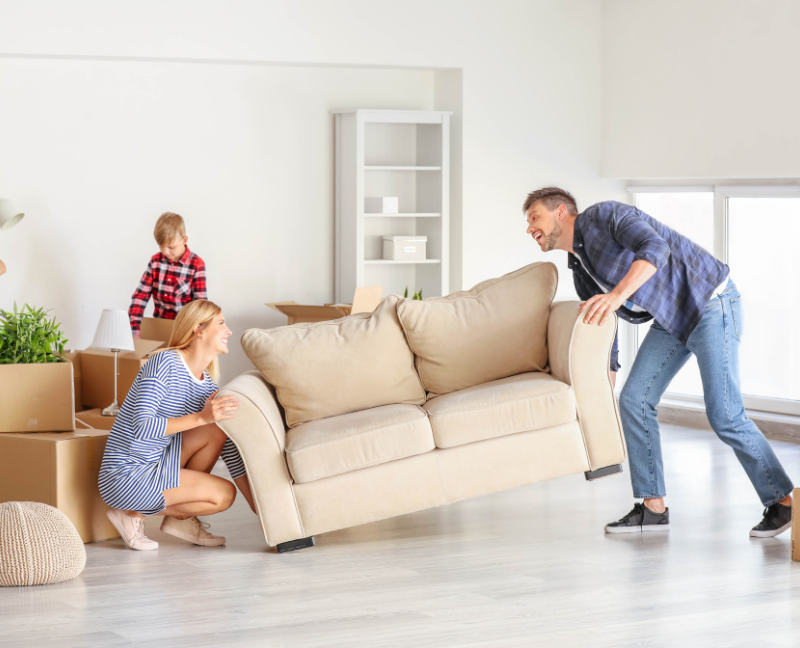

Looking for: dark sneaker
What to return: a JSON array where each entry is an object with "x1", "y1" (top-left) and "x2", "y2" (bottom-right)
[
  {"x1": 605, "y1": 502, "x2": 670, "y2": 534},
  {"x1": 750, "y1": 503, "x2": 792, "y2": 538}
]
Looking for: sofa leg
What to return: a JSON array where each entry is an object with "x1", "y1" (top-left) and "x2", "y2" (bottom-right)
[
  {"x1": 584, "y1": 464, "x2": 623, "y2": 481},
  {"x1": 276, "y1": 536, "x2": 315, "y2": 553}
]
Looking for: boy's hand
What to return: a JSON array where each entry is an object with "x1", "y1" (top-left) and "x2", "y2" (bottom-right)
[
  {"x1": 200, "y1": 390, "x2": 238, "y2": 424},
  {"x1": 132, "y1": 331, "x2": 141, "y2": 339}
]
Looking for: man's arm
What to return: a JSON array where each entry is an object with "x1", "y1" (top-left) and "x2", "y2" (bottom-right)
[{"x1": 580, "y1": 259, "x2": 657, "y2": 326}]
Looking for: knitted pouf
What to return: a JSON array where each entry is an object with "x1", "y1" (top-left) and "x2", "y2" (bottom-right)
[{"x1": 0, "y1": 502, "x2": 86, "y2": 587}]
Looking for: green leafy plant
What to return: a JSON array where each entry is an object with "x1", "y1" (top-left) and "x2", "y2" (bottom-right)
[
  {"x1": 0, "y1": 304, "x2": 68, "y2": 364},
  {"x1": 403, "y1": 287, "x2": 423, "y2": 300}
]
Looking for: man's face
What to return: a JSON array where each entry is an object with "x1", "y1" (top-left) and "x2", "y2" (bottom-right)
[{"x1": 526, "y1": 201, "x2": 563, "y2": 252}]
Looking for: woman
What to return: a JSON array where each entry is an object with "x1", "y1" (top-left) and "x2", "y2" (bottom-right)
[{"x1": 99, "y1": 300, "x2": 254, "y2": 551}]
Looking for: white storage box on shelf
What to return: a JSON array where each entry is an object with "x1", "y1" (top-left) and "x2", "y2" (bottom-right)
[
  {"x1": 383, "y1": 236, "x2": 427, "y2": 261},
  {"x1": 365, "y1": 197, "x2": 399, "y2": 214}
]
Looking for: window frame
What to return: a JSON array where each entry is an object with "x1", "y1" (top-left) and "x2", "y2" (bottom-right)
[{"x1": 625, "y1": 184, "x2": 800, "y2": 417}]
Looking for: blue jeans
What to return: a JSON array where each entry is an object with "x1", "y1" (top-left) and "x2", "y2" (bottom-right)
[{"x1": 619, "y1": 280, "x2": 793, "y2": 506}]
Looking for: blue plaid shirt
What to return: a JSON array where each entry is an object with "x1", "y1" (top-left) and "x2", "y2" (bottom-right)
[{"x1": 571, "y1": 201, "x2": 729, "y2": 345}]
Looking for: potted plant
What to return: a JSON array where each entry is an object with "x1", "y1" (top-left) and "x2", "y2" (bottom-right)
[
  {"x1": 403, "y1": 287, "x2": 424, "y2": 300},
  {"x1": 0, "y1": 304, "x2": 75, "y2": 432}
]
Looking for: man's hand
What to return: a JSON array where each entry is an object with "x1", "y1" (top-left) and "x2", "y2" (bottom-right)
[{"x1": 579, "y1": 292, "x2": 625, "y2": 326}]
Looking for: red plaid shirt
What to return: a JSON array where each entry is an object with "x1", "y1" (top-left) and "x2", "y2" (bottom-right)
[{"x1": 128, "y1": 247, "x2": 208, "y2": 333}]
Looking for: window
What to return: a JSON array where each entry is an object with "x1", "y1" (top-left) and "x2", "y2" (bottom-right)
[{"x1": 627, "y1": 186, "x2": 800, "y2": 416}]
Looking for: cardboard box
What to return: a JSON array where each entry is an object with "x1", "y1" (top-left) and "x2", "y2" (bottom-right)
[
  {"x1": 80, "y1": 318, "x2": 173, "y2": 410},
  {"x1": 81, "y1": 338, "x2": 166, "y2": 409},
  {"x1": 64, "y1": 351, "x2": 84, "y2": 413},
  {"x1": 140, "y1": 316, "x2": 176, "y2": 344},
  {"x1": 76, "y1": 408, "x2": 117, "y2": 431},
  {"x1": 267, "y1": 286, "x2": 383, "y2": 325},
  {"x1": 792, "y1": 488, "x2": 799, "y2": 561},
  {"x1": 0, "y1": 361, "x2": 75, "y2": 433},
  {"x1": 0, "y1": 426, "x2": 120, "y2": 543}
]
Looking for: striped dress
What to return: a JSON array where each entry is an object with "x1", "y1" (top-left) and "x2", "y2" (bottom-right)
[{"x1": 99, "y1": 349, "x2": 246, "y2": 516}]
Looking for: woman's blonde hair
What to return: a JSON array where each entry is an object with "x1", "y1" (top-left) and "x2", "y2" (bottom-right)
[{"x1": 150, "y1": 300, "x2": 223, "y2": 382}]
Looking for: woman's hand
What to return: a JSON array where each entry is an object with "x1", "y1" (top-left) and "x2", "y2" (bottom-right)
[{"x1": 199, "y1": 390, "x2": 239, "y2": 425}]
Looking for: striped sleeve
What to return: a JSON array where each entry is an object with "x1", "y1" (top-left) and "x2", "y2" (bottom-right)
[
  {"x1": 129, "y1": 377, "x2": 170, "y2": 458},
  {"x1": 220, "y1": 437, "x2": 246, "y2": 479}
]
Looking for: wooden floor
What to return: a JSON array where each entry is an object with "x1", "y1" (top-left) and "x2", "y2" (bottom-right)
[{"x1": 3, "y1": 423, "x2": 800, "y2": 648}]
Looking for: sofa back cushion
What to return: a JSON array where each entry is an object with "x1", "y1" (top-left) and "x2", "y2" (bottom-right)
[
  {"x1": 396, "y1": 262, "x2": 558, "y2": 395},
  {"x1": 242, "y1": 295, "x2": 426, "y2": 428}
]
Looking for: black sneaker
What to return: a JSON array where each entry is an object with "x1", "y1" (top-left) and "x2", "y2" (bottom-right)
[
  {"x1": 750, "y1": 503, "x2": 792, "y2": 538},
  {"x1": 605, "y1": 502, "x2": 670, "y2": 534}
]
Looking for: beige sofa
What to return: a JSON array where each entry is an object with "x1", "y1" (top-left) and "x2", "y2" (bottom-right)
[{"x1": 218, "y1": 263, "x2": 625, "y2": 552}]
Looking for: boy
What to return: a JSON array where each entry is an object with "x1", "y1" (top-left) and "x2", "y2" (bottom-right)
[{"x1": 129, "y1": 212, "x2": 208, "y2": 336}]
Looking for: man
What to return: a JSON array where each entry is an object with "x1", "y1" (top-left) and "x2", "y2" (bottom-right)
[{"x1": 524, "y1": 187, "x2": 793, "y2": 537}]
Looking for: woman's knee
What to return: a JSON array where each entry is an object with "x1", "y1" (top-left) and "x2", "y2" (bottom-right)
[{"x1": 214, "y1": 479, "x2": 237, "y2": 511}]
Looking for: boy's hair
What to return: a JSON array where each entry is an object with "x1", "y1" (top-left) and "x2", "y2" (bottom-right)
[
  {"x1": 522, "y1": 188, "x2": 578, "y2": 217},
  {"x1": 154, "y1": 212, "x2": 186, "y2": 246}
]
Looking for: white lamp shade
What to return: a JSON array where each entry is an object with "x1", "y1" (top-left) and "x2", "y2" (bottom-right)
[
  {"x1": 0, "y1": 199, "x2": 24, "y2": 232},
  {"x1": 91, "y1": 310, "x2": 135, "y2": 352}
]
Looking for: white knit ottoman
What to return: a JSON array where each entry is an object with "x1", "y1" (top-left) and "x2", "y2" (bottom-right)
[{"x1": 0, "y1": 502, "x2": 86, "y2": 587}]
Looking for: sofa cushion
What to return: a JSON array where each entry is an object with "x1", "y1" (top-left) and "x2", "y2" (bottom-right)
[
  {"x1": 423, "y1": 372, "x2": 576, "y2": 449},
  {"x1": 396, "y1": 262, "x2": 558, "y2": 395},
  {"x1": 285, "y1": 404, "x2": 435, "y2": 483},
  {"x1": 242, "y1": 295, "x2": 426, "y2": 428}
]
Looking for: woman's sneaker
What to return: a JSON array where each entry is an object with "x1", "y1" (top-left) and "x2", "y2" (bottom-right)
[
  {"x1": 161, "y1": 516, "x2": 226, "y2": 546},
  {"x1": 750, "y1": 503, "x2": 792, "y2": 538},
  {"x1": 605, "y1": 502, "x2": 670, "y2": 533},
  {"x1": 107, "y1": 509, "x2": 159, "y2": 551}
]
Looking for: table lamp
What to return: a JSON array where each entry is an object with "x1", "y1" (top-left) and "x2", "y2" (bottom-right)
[
  {"x1": 0, "y1": 198, "x2": 25, "y2": 277},
  {"x1": 91, "y1": 309, "x2": 135, "y2": 417}
]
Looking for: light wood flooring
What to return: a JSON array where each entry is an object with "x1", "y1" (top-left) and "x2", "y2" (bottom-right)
[{"x1": 3, "y1": 424, "x2": 800, "y2": 648}]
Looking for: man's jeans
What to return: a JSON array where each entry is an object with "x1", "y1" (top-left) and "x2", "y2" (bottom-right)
[{"x1": 619, "y1": 280, "x2": 793, "y2": 506}]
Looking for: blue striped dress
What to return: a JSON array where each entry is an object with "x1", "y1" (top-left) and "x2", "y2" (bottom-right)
[{"x1": 99, "y1": 349, "x2": 246, "y2": 516}]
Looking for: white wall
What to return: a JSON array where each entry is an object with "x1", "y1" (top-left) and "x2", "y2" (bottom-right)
[
  {"x1": 0, "y1": 0, "x2": 623, "y2": 378},
  {"x1": 602, "y1": 0, "x2": 800, "y2": 179}
]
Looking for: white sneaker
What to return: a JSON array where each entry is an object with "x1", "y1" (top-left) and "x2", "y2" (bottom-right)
[
  {"x1": 160, "y1": 516, "x2": 226, "y2": 546},
  {"x1": 107, "y1": 509, "x2": 159, "y2": 551}
]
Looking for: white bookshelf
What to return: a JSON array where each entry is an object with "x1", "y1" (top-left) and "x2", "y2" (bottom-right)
[{"x1": 332, "y1": 109, "x2": 451, "y2": 302}]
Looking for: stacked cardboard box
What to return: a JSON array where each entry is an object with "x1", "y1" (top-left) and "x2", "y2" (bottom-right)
[
  {"x1": 79, "y1": 317, "x2": 174, "y2": 410},
  {"x1": 0, "y1": 421, "x2": 119, "y2": 543}
]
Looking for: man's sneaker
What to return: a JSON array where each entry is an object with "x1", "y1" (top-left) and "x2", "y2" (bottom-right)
[
  {"x1": 605, "y1": 502, "x2": 670, "y2": 534},
  {"x1": 161, "y1": 516, "x2": 226, "y2": 546},
  {"x1": 750, "y1": 503, "x2": 792, "y2": 538},
  {"x1": 107, "y1": 509, "x2": 159, "y2": 551}
]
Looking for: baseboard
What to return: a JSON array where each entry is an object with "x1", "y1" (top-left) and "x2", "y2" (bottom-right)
[{"x1": 658, "y1": 398, "x2": 800, "y2": 444}]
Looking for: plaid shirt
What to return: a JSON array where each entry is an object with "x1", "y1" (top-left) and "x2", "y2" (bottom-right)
[
  {"x1": 571, "y1": 201, "x2": 729, "y2": 344},
  {"x1": 128, "y1": 247, "x2": 207, "y2": 333}
]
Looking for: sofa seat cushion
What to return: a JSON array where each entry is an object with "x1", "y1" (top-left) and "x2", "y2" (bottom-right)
[
  {"x1": 423, "y1": 372, "x2": 576, "y2": 449},
  {"x1": 285, "y1": 404, "x2": 435, "y2": 484},
  {"x1": 242, "y1": 295, "x2": 426, "y2": 428},
  {"x1": 397, "y1": 262, "x2": 558, "y2": 395}
]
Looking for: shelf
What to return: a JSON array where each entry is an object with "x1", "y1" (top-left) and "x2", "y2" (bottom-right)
[
  {"x1": 364, "y1": 213, "x2": 441, "y2": 218},
  {"x1": 364, "y1": 166, "x2": 441, "y2": 171},
  {"x1": 364, "y1": 259, "x2": 442, "y2": 265}
]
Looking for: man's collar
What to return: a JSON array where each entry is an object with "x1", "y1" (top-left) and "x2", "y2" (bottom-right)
[{"x1": 572, "y1": 214, "x2": 585, "y2": 251}]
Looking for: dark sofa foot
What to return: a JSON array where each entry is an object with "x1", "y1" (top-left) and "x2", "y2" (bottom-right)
[
  {"x1": 277, "y1": 536, "x2": 315, "y2": 553},
  {"x1": 584, "y1": 464, "x2": 623, "y2": 481}
]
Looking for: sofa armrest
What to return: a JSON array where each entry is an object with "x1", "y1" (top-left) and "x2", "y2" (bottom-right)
[
  {"x1": 217, "y1": 370, "x2": 305, "y2": 547},
  {"x1": 547, "y1": 301, "x2": 625, "y2": 470}
]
